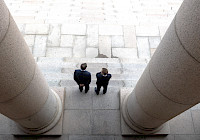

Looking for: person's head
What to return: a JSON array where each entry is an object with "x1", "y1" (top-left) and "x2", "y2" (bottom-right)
[
  {"x1": 80, "y1": 63, "x2": 87, "y2": 70},
  {"x1": 101, "y1": 68, "x2": 108, "y2": 75}
]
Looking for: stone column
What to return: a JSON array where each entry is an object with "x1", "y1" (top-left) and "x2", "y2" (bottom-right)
[
  {"x1": 122, "y1": 0, "x2": 200, "y2": 134},
  {"x1": 0, "y1": 0, "x2": 62, "y2": 134}
]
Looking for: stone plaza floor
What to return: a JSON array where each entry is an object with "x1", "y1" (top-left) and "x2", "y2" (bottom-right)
[
  {"x1": 2, "y1": 0, "x2": 200, "y2": 140},
  {"x1": 4, "y1": 0, "x2": 184, "y2": 61}
]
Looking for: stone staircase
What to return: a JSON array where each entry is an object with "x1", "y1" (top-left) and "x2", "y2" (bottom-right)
[
  {"x1": 36, "y1": 57, "x2": 200, "y2": 140},
  {"x1": 1, "y1": 57, "x2": 200, "y2": 139},
  {"x1": 37, "y1": 58, "x2": 148, "y2": 88}
]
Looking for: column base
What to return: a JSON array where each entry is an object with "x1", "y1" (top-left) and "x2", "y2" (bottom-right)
[
  {"x1": 12, "y1": 87, "x2": 65, "y2": 135},
  {"x1": 120, "y1": 87, "x2": 170, "y2": 135}
]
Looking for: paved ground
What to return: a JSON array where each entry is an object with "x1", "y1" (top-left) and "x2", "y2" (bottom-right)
[
  {"x1": 5, "y1": 0, "x2": 183, "y2": 61},
  {"x1": 2, "y1": 0, "x2": 200, "y2": 140},
  {"x1": 1, "y1": 58, "x2": 200, "y2": 140}
]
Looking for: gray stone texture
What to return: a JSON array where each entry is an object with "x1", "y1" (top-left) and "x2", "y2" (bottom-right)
[
  {"x1": 60, "y1": 35, "x2": 74, "y2": 47},
  {"x1": 46, "y1": 48, "x2": 72, "y2": 57},
  {"x1": 63, "y1": 110, "x2": 92, "y2": 134},
  {"x1": 87, "y1": 24, "x2": 98, "y2": 47},
  {"x1": 175, "y1": 0, "x2": 200, "y2": 62},
  {"x1": 64, "y1": 88, "x2": 92, "y2": 110},
  {"x1": 73, "y1": 36, "x2": 86, "y2": 57},
  {"x1": 69, "y1": 135, "x2": 114, "y2": 140},
  {"x1": 99, "y1": 36, "x2": 111, "y2": 58},
  {"x1": 145, "y1": 135, "x2": 175, "y2": 140},
  {"x1": 150, "y1": 19, "x2": 200, "y2": 104},
  {"x1": 60, "y1": 79, "x2": 125, "y2": 87},
  {"x1": 123, "y1": 25, "x2": 137, "y2": 48},
  {"x1": 92, "y1": 110, "x2": 121, "y2": 134},
  {"x1": 47, "y1": 24, "x2": 61, "y2": 47},
  {"x1": 86, "y1": 48, "x2": 98, "y2": 58},
  {"x1": 0, "y1": 1, "x2": 63, "y2": 134},
  {"x1": 92, "y1": 88, "x2": 119, "y2": 110},
  {"x1": 112, "y1": 48, "x2": 138, "y2": 58},
  {"x1": 0, "y1": 15, "x2": 36, "y2": 104},
  {"x1": 169, "y1": 110, "x2": 195, "y2": 134},
  {"x1": 174, "y1": 135, "x2": 200, "y2": 140},
  {"x1": 137, "y1": 37, "x2": 151, "y2": 59},
  {"x1": 112, "y1": 36, "x2": 124, "y2": 48},
  {"x1": 33, "y1": 35, "x2": 47, "y2": 57},
  {"x1": 37, "y1": 135, "x2": 69, "y2": 140},
  {"x1": 99, "y1": 25, "x2": 123, "y2": 35},
  {"x1": 24, "y1": 35, "x2": 35, "y2": 47},
  {"x1": 61, "y1": 24, "x2": 86, "y2": 35},
  {"x1": 190, "y1": 110, "x2": 200, "y2": 134},
  {"x1": 136, "y1": 26, "x2": 159, "y2": 36},
  {"x1": 149, "y1": 36, "x2": 161, "y2": 49},
  {"x1": 25, "y1": 24, "x2": 49, "y2": 34},
  {"x1": 0, "y1": 114, "x2": 12, "y2": 134},
  {"x1": 121, "y1": 0, "x2": 200, "y2": 135},
  {"x1": 159, "y1": 26, "x2": 168, "y2": 39},
  {"x1": 1, "y1": 0, "x2": 199, "y2": 139},
  {"x1": 0, "y1": 1, "x2": 9, "y2": 43}
]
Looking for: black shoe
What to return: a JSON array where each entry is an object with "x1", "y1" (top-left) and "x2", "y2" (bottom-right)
[
  {"x1": 80, "y1": 89, "x2": 83, "y2": 92},
  {"x1": 85, "y1": 90, "x2": 88, "y2": 93},
  {"x1": 95, "y1": 87, "x2": 99, "y2": 95},
  {"x1": 103, "y1": 92, "x2": 106, "y2": 94}
]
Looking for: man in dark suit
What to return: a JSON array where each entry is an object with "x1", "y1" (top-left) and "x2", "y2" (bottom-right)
[
  {"x1": 74, "y1": 63, "x2": 91, "y2": 93},
  {"x1": 95, "y1": 68, "x2": 112, "y2": 95}
]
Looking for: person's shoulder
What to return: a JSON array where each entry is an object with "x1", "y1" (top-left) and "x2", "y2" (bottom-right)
[
  {"x1": 96, "y1": 72, "x2": 101, "y2": 76},
  {"x1": 75, "y1": 69, "x2": 81, "y2": 72},
  {"x1": 107, "y1": 74, "x2": 112, "y2": 78},
  {"x1": 85, "y1": 71, "x2": 91, "y2": 75}
]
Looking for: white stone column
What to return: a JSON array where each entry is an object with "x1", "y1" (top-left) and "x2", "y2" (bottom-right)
[
  {"x1": 0, "y1": 0, "x2": 62, "y2": 134},
  {"x1": 122, "y1": 0, "x2": 200, "y2": 134}
]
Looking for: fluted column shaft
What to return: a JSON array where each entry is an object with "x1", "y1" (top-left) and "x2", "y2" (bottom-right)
[
  {"x1": 122, "y1": 0, "x2": 200, "y2": 134},
  {"x1": 0, "y1": 0, "x2": 62, "y2": 134}
]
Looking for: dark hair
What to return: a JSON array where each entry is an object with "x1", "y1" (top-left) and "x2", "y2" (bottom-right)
[
  {"x1": 81, "y1": 63, "x2": 87, "y2": 70},
  {"x1": 102, "y1": 68, "x2": 108, "y2": 75}
]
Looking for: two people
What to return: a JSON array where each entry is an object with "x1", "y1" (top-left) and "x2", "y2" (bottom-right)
[{"x1": 74, "y1": 63, "x2": 112, "y2": 94}]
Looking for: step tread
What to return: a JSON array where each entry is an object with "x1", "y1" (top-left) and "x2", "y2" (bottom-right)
[
  {"x1": 43, "y1": 72, "x2": 143, "y2": 80},
  {"x1": 47, "y1": 79, "x2": 138, "y2": 87}
]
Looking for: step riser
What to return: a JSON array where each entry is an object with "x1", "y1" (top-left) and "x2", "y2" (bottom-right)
[
  {"x1": 39, "y1": 68, "x2": 145, "y2": 75},
  {"x1": 47, "y1": 80, "x2": 138, "y2": 87},
  {"x1": 37, "y1": 57, "x2": 146, "y2": 64},
  {"x1": 43, "y1": 73, "x2": 143, "y2": 80}
]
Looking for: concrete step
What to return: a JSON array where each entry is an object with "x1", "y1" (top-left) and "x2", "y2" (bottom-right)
[
  {"x1": 61, "y1": 68, "x2": 123, "y2": 74},
  {"x1": 43, "y1": 67, "x2": 145, "y2": 75},
  {"x1": 38, "y1": 64, "x2": 146, "y2": 74},
  {"x1": 37, "y1": 57, "x2": 120, "y2": 65},
  {"x1": 61, "y1": 68, "x2": 145, "y2": 75},
  {"x1": 37, "y1": 57, "x2": 147, "y2": 63},
  {"x1": 37, "y1": 61, "x2": 147, "y2": 74},
  {"x1": 48, "y1": 79, "x2": 138, "y2": 87},
  {"x1": 37, "y1": 57, "x2": 147, "y2": 69},
  {"x1": 42, "y1": 72, "x2": 143, "y2": 81},
  {"x1": 63, "y1": 58, "x2": 121, "y2": 63},
  {"x1": 59, "y1": 80, "x2": 138, "y2": 87}
]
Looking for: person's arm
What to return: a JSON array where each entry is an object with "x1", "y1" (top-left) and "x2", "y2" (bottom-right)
[
  {"x1": 89, "y1": 73, "x2": 91, "y2": 84},
  {"x1": 86, "y1": 73, "x2": 91, "y2": 85},
  {"x1": 108, "y1": 74, "x2": 112, "y2": 82},
  {"x1": 74, "y1": 70, "x2": 79, "y2": 84},
  {"x1": 96, "y1": 73, "x2": 99, "y2": 83}
]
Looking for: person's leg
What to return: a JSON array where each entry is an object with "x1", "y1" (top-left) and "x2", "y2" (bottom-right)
[
  {"x1": 85, "y1": 84, "x2": 89, "y2": 93},
  {"x1": 103, "y1": 84, "x2": 108, "y2": 94},
  {"x1": 95, "y1": 83, "x2": 101, "y2": 95},
  {"x1": 79, "y1": 85, "x2": 83, "y2": 92}
]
